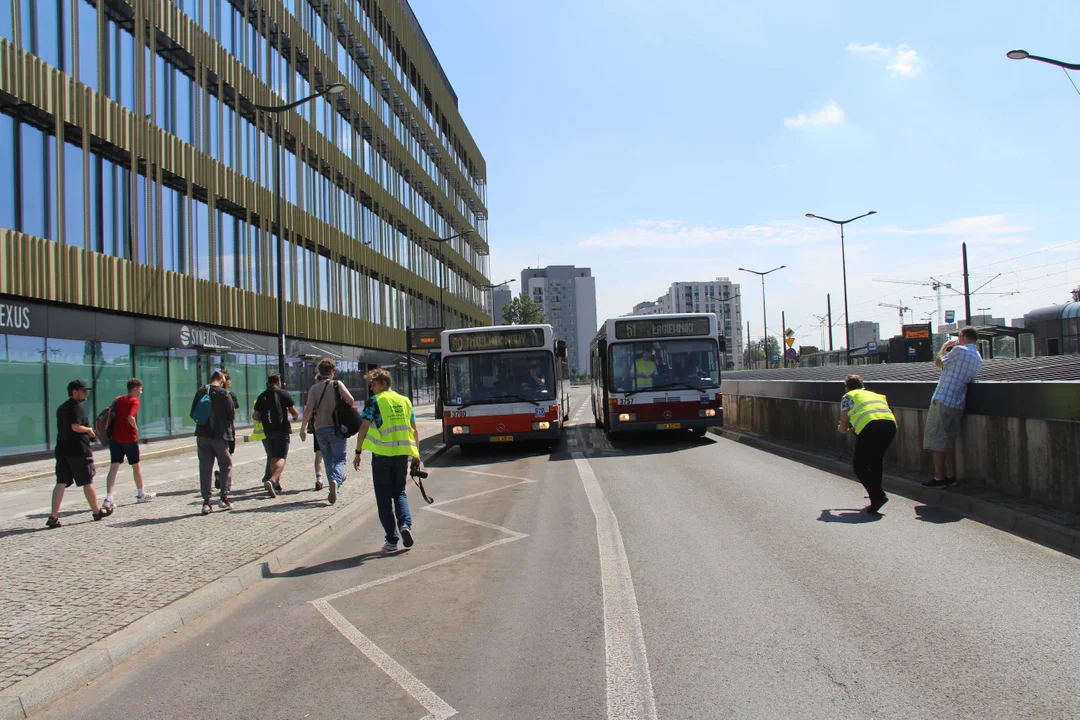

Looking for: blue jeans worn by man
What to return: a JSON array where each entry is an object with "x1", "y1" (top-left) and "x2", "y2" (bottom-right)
[
  {"x1": 371, "y1": 455, "x2": 412, "y2": 546},
  {"x1": 315, "y1": 427, "x2": 348, "y2": 503}
]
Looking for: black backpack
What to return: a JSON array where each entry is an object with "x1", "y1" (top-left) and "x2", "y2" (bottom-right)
[
  {"x1": 93, "y1": 397, "x2": 121, "y2": 446},
  {"x1": 330, "y1": 382, "x2": 362, "y2": 437}
]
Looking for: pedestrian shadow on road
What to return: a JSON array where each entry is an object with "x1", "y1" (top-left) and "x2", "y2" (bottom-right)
[
  {"x1": 818, "y1": 508, "x2": 882, "y2": 524},
  {"x1": 914, "y1": 505, "x2": 963, "y2": 524},
  {"x1": 0, "y1": 525, "x2": 51, "y2": 539},
  {"x1": 234, "y1": 498, "x2": 326, "y2": 514},
  {"x1": 263, "y1": 550, "x2": 394, "y2": 578}
]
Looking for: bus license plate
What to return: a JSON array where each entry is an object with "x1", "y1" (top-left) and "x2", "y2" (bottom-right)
[
  {"x1": 490, "y1": 435, "x2": 514, "y2": 442},
  {"x1": 657, "y1": 422, "x2": 681, "y2": 430}
]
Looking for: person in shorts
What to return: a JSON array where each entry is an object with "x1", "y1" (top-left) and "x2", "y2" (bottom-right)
[
  {"x1": 47, "y1": 379, "x2": 112, "y2": 528},
  {"x1": 923, "y1": 326, "x2": 983, "y2": 488},
  {"x1": 253, "y1": 373, "x2": 299, "y2": 498},
  {"x1": 310, "y1": 371, "x2": 327, "y2": 491},
  {"x1": 103, "y1": 378, "x2": 155, "y2": 508}
]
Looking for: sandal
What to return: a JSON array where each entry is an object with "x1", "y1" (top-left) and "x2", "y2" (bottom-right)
[
  {"x1": 45, "y1": 516, "x2": 62, "y2": 529},
  {"x1": 92, "y1": 506, "x2": 114, "y2": 521}
]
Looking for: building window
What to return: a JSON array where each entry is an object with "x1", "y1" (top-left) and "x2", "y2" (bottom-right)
[{"x1": 0, "y1": 334, "x2": 48, "y2": 455}]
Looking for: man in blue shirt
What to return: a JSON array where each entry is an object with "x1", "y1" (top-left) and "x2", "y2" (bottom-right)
[{"x1": 923, "y1": 326, "x2": 983, "y2": 488}]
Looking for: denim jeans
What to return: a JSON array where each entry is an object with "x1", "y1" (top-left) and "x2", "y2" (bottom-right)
[
  {"x1": 315, "y1": 427, "x2": 348, "y2": 488},
  {"x1": 371, "y1": 455, "x2": 412, "y2": 544}
]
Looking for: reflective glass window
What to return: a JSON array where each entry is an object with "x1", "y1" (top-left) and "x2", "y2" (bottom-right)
[
  {"x1": 46, "y1": 339, "x2": 95, "y2": 432},
  {"x1": 0, "y1": 334, "x2": 48, "y2": 455},
  {"x1": 64, "y1": 141, "x2": 84, "y2": 245},
  {"x1": 193, "y1": 199, "x2": 210, "y2": 279},
  {"x1": 93, "y1": 342, "x2": 133, "y2": 417},
  {"x1": 77, "y1": 0, "x2": 97, "y2": 89},
  {"x1": 134, "y1": 346, "x2": 171, "y2": 438},
  {"x1": 168, "y1": 349, "x2": 199, "y2": 433},
  {"x1": 0, "y1": 114, "x2": 14, "y2": 231},
  {"x1": 19, "y1": 123, "x2": 50, "y2": 239}
]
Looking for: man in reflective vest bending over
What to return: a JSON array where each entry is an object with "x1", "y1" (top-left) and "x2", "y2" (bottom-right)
[
  {"x1": 837, "y1": 374, "x2": 897, "y2": 514},
  {"x1": 352, "y1": 368, "x2": 421, "y2": 553}
]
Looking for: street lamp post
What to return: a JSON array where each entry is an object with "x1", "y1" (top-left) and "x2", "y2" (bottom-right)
[
  {"x1": 253, "y1": 83, "x2": 347, "y2": 378},
  {"x1": 805, "y1": 210, "x2": 877, "y2": 366},
  {"x1": 481, "y1": 279, "x2": 515, "y2": 324},
  {"x1": 738, "y1": 266, "x2": 785, "y2": 368},
  {"x1": 1006, "y1": 49, "x2": 1080, "y2": 70},
  {"x1": 428, "y1": 230, "x2": 473, "y2": 330}
]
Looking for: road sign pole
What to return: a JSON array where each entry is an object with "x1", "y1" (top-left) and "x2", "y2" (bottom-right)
[{"x1": 781, "y1": 311, "x2": 786, "y2": 368}]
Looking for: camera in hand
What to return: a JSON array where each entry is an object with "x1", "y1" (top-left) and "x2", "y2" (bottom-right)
[{"x1": 410, "y1": 465, "x2": 428, "y2": 479}]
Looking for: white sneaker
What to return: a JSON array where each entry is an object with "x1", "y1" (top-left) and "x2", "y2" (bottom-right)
[
  {"x1": 381, "y1": 541, "x2": 398, "y2": 553},
  {"x1": 136, "y1": 492, "x2": 156, "y2": 503},
  {"x1": 102, "y1": 497, "x2": 115, "y2": 510},
  {"x1": 400, "y1": 526, "x2": 414, "y2": 548},
  {"x1": 217, "y1": 498, "x2": 233, "y2": 510},
  {"x1": 201, "y1": 503, "x2": 213, "y2": 515}
]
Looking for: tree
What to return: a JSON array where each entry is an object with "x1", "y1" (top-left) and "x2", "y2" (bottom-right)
[
  {"x1": 743, "y1": 336, "x2": 782, "y2": 368},
  {"x1": 501, "y1": 292, "x2": 546, "y2": 325}
]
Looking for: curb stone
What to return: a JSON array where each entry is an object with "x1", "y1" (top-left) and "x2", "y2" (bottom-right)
[
  {"x1": 0, "y1": 439, "x2": 449, "y2": 720},
  {"x1": 709, "y1": 426, "x2": 1080, "y2": 558}
]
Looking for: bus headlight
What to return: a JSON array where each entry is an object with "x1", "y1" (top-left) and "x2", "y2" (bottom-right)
[
  {"x1": 532, "y1": 421, "x2": 550, "y2": 431},
  {"x1": 618, "y1": 413, "x2": 636, "y2": 422},
  {"x1": 699, "y1": 409, "x2": 716, "y2": 418},
  {"x1": 451, "y1": 426, "x2": 470, "y2": 435}
]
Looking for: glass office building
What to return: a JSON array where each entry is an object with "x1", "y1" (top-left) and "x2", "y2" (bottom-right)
[{"x1": 0, "y1": 0, "x2": 489, "y2": 457}]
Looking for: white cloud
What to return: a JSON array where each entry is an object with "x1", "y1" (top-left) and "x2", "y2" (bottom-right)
[
  {"x1": 579, "y1": 219, "x2": 835, "y2": 250},
  {"x1": 783, "y1": 101, "x2": 845, "y2": 129},
  {"x1": 847, "y1": 42, "x2": 921, "y2": 77}
]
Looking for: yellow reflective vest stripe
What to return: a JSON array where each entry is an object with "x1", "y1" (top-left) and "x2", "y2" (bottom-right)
[
  {"x1": 250, "y1": 403, "x2": 265, "y2": 441},
  {"x1": 361, "y1": 390, "x2": 419, "y2": 458},
  {"x1": 634, "y1": 358, "x2": 656, "y2": 387},
  {"x1": 845, "y1": 389, "x2": 896, "y2": 434}
]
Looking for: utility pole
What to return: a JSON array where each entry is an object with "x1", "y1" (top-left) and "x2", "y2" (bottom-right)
[
  {"x1": 827, "y1": 293, "x2": 834, "y2": 351},
  {"x1": 962, "y1": 242, "x2": 972, "y2": 327},
  {"x1": 746, "y1": 320, "x2": 751, "y2": 369},
  {"x1": 781, "y1": 310, "x2": 787, "y2": 368}
]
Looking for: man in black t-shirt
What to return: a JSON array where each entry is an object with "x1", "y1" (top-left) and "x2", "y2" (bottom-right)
[
  {"x1": 253, "y1": 373, "x2": 299, "y2": 498},
  {"x1": 47, "y1": 379, "x2": 113, "y2": 528}
]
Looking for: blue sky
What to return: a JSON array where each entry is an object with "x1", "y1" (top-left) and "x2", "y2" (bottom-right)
[{"x1": 412, "y1": 0, "x2": 1080, "y2": 348}]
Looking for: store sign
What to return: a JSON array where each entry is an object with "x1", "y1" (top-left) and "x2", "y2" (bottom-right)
[
  {"x1": 0, "y1": 302, "x2": 33, "y2": 331},
  {"x1": 614, "y1": 316, "x2": 711, "y2": 340},
  {"x1": 179, "y1": 325, "x2": 230, "y2": 349}
]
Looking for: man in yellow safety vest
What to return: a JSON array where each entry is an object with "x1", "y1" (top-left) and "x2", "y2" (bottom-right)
[
  {"x1": 352, "y1": 368, "x2": 421, "y2": 552},
  {"x1": 837, "y1": 374, "x2": 897, "y2": 514},
  {"x1": 634, "y1": 349, "x2": 658, "y2": 389}
]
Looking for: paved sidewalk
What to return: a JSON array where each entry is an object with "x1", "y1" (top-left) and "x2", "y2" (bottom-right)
[{"x1": 0, "y1": 418, "x2": 444, "y2": 693}]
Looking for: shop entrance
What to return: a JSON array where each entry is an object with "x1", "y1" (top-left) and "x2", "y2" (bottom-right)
[{"x1": 195, "y1": 353, "x2": 224, "y2": 387}]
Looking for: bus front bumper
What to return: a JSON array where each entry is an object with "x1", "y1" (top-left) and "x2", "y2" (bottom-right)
[
  {"x1": 444, "y1": 426, "x2": 562, "y2": 445},
  {"x1": 607, "y1": 416, "x2": 721, "y2": 433}
]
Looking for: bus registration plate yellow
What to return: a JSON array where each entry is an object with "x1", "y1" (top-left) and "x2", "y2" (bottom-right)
[
  {"x1": 657, "y1": 423, "x2": 681, "y2": 430},
  {"x1": 490, "y1": 435, "x2": 514, "y2": 442}
]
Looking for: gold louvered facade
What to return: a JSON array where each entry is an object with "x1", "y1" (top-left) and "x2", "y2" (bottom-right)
[{"x1": 0, "y1": 0, "x2": 489, "y2": 353}]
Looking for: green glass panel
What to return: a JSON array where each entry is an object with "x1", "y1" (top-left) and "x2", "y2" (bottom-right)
[
  {"x1": 47, "y1": 339, "x2": 95, "y2": 444},
  {"x1": 94, "y1": 342, "x2": 133, "y2": 417},
  {"x1": 0, "y1": 335, "x2": 47, "y2": 455},
  {"x1": 134, "y1": 346, "x2": 171, "y2": 438},
  {"x1": 169, "y1": 349, "x2": 199, "y2": 433},
  {"x1": 223, "y1": 353, "x2": 251, "y2": 425}
]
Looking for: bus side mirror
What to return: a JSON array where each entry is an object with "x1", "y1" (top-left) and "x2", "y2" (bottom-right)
[
  {"x1": 718, "y1": 336, "x2": 727, "y2": 352},
  {"x1": 555, "y1": 340, "x2": 567, "y2": 359}
]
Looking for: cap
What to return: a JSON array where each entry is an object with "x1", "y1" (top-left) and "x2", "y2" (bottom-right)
[{"x1": 67, "y1": 379, "x2": 91, "y2": 393}]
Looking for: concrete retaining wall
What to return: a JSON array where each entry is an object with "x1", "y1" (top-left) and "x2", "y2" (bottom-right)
[{"x1": 723, "y1": 394, "x2": 1080, "y2": 512}]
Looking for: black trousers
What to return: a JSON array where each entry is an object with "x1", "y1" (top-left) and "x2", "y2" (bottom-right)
[{"x1": 853, "y1": 420, "x2": 897, "y2": 503}]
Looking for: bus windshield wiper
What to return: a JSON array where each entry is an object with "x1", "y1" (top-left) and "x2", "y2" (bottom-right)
[
  {"x1": 652, "y1": 381, "x2": 716, "y2": 392},
  {"x1": 486, "y1": 394, "x2": 540, "y2": 406}
]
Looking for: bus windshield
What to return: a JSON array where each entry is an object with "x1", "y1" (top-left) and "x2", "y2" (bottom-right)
[
  {"x1": 445, "y1": 351, "x2": 556, "y2": 406},
  {"x1": 609, "y1": 338, "x2": 720, "y2": 393}
]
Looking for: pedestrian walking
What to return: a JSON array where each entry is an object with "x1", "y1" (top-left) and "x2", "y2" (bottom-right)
[
  {"x1": 922, "y1": 326, "x2": 983, "y2": 488},
  {"x1": 253, "y1": 373, "x2": 299, "y2": 498},
  {"x1": 214, "y1": 371, "x2": 241, "y2": 491},
  {"x1": 103, "y1": 378, "x2": 155, "y2": 509},
  {"x1": 837, "y1": 374, "x2": 897, "y2": 514},
  {"x1": 311, "y1": 371, "x2": 327, "y2": 491},
  {"x1": 46, "y1": 379, "x2": 112, "y2": 527},
  {"x1": 300, "y1": 359, "x2": 354, "y2": 505},
  {"x1": 351, "y1": 369, "x2": 420, "y2": 553},
  {"x1": 191, "y1": 371, "x2": 236, "y2": 515}
]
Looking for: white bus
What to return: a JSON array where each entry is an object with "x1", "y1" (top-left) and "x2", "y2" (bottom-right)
[
  {"x1": 441, "y1": 325, "x2": 570, "y2": 447},
  {"x1": 590, "y1": 313, "x2": 723, "y2": 437}
]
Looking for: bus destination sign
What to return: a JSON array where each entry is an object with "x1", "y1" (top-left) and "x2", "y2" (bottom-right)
[
  {"x1": 448, "y1": 328, "x2": 546, "y2": 353},
  {"x1": 614, "y1": 317, "x2": 711, "y2": 340}
]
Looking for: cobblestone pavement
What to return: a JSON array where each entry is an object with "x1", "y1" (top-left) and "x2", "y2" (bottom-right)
[{"x1": 0, "y1": 418, "x2": 443, "y2": 692}]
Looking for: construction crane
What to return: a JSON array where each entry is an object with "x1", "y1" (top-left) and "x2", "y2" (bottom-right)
[
  {"x1": 879, "y1": 300, "x2": 913, "y2": 326},
  {"x1": 873, "y1": 277, "x2": 958, "y2": 326}
]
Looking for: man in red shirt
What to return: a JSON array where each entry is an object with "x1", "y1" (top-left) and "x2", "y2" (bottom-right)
[{"x1": 103, "y1": 378, "x2": 155, "y2": 508}]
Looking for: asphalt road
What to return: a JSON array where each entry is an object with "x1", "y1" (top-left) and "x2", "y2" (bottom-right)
[{"x1": 35, "y1": 387, "x2": 1080, "y2": 719}]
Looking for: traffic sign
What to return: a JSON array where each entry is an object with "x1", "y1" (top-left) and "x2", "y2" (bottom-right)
[
  {"x1": 770, "y1": 355, "x2": 780, "y2": 364},
  {"x1": 945, "y1": 310, "x2": 955, "y2": 324},
  {"x1": 784, "y1": 328, "x2": 795, "y2": 338},
  {"x1": 867, "y1": 340, "x2": 878, "y2": 355},
  {"x1": 785, "y1": 347, "x2": 797, "y2": 360},
  {"x1": 784, "y1": 337, "x2": 795, "y2": 348}
]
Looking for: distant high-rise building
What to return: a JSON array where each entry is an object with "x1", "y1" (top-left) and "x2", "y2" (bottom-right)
[
  {"x1": 631, "y1": 300, "x2": 658, "y2": 316},
  {"x1": 847, "y1": 321, "x2": 881, "y2": 350},
  {"x1": 492, "y1": 287, "x2": 513, "y2": 325},
  {"x1": 627, "y1": 278, "x2": 743, "y2": 369},
  {"x1": 521, "y1": 266, "x2": 597, "y2": 375}
]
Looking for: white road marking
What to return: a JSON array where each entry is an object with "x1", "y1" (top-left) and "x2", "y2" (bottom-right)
[
  {"x1": 429, "y1": 480, "x2": 535, "y2": 507},
  {"x1": 312, "y1": 477, "x2": 531, "y2": 718},
  {"x1": 458, "y1": 469, "x2": 531, "y2": 481},
  {"x1": 573, "y1": 451, "x2": 658, "y2": 720}
]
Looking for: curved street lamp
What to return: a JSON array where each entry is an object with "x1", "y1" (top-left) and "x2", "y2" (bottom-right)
[
  {"x1": 428, "y1": 230, "x2": 474, "y2": 329},
  {"x1": 1006, "y1": 49, "x2": 1080, "y2": 70},
  {"x1": 805, "y1": 211, "x2": 877, "y2": 366},
  {"x1": 252, "y1": 83, "x2": 348, "y2": 377},
  {"x1": 481, "y1": 279, "x2": 516, "y2": 325},
  {"x1": 738, "y1": 266, "x2": 786, "y2": 368}
]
